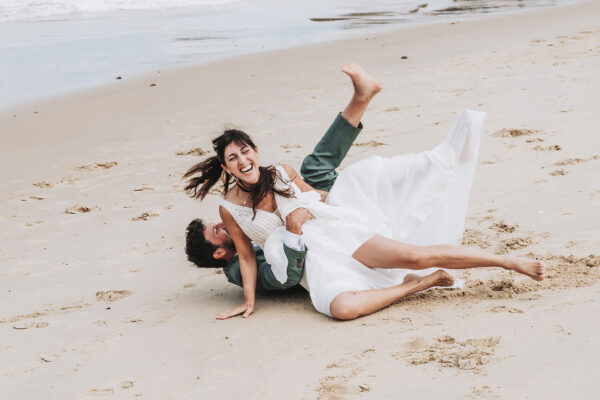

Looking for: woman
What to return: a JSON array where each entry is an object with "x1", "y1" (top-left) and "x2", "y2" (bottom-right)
[{"x1": 185, "y1": 64, "x2": 545, "y2": 320}]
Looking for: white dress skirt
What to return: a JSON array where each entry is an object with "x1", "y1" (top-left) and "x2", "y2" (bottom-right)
[{"x1": 259, "y1": 109, "x2": 486, "y2": 317}]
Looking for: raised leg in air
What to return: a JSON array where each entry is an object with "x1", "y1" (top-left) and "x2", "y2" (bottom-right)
[{"x1": 340, "y1": 63, "x2": 382, "y2": 127}]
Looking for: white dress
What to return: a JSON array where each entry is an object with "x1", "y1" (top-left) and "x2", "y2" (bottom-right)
[{"x1": 220, "y1": 109, "x2": 485, "y2": 317}]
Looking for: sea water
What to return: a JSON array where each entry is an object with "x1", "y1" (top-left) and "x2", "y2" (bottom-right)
[{"x1": 0, "y1": 0, "x2": 575, "y2": 110}]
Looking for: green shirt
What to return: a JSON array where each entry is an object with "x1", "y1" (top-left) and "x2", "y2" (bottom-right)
[{"x1": 223, "y1": 245, "x2": 306, "y2": 294}]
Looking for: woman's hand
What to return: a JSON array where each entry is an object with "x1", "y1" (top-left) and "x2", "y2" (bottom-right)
[{"x1": 216, "y1": 302, "x2": 255, "y2": 320}]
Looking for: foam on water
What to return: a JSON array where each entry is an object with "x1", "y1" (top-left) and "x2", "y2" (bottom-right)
[{"x1": 0, "y1": 0, "x2": 239, "y2": 22}]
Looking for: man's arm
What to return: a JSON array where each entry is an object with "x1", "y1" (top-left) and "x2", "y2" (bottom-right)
[
  {"x1": 224, "y1": 247, "x2": 305, "y2": 293},
  {"x1": 300, "y1": 113, "x2": 362, "y2": 191},
  {"x1": 222, "y1": 208, "x2": 313, "y2": 293}
]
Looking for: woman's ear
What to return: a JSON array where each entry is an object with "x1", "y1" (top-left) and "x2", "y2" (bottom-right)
[{"x1": 221, "y1": 163, "x2": 231, "y2": 175}]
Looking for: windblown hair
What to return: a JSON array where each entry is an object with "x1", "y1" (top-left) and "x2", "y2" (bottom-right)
[
  {"x1": 183, "y1": 129, "x2": 295, "y2": 218},
  {"x1": 185, "y1": 219, "x2": 226, "y2": 268}
]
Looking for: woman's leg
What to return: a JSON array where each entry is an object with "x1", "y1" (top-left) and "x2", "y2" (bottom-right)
[
  {"x1": 330, "y1": 270, "x2": 454, "y2": 320},
  {"x1": 352, "y1": 235, "x2": 546, "y2": 281},
  {"x1": 340, "y1": 63, "x2": 382, "y2": 127}
]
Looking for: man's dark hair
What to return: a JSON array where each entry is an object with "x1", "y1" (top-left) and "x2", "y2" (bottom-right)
[{"x1": 185, "y1": 219, "x2": 227, "y2": 268}]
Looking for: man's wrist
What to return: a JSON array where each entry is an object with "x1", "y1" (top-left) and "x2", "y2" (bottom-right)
[{"x1": 283, "y1": 230, "x2": 306, "y2": 251}]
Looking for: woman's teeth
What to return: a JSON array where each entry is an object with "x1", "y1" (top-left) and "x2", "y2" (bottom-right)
[{"x1": 241, "y1": 165, "x2": 253, "y2": 173}]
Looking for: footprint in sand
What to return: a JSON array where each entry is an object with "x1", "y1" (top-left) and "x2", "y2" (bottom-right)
[
  {"x1": 33, "y1": 181, "x2": 53, "y2": 188},
  {"x1": 491, "y1": 128, "x2": 539, "y2": 138},
  {"x1": 353, "y1": 140, "x2": 387, "y2": 147},
  {"x1": 398, "y1": 335, "x2": 501, "y2": 372},
  {"x1": 25, "y1": 220, "x2": 44, "y2": 227},
  {"x1": 88, "y1": 388, "x2": 114, "y2": 396},
  {"x1": 317, "y1": 347, "x2": 376, "y2": 399},
  {"x1": 496, "y1": 237, "x2": 533, "y2": 254},
  {"x1": 13, "y1": 321, "x2": 49, "y2": 330},
  {"x1": 74, "y1": 162, "x2": 118, "y2": 172},
  {"x1": 120, "y1": 381, "x2": 134, "y2": 389},
  {"x1": 489, "y1": 305, "x2": 524, "y2": 314},
  {"x1": 96, "y1": 290, "x2": 134, "y2": 302},
  {"x1": 40, "y1": 354, "x2": 60, "y2": 363},
  {"x1": 555, "y1": 157, "x2": 585, "y2": 166},
  {"x1": 462, "y1": 229, "x2": 492, "y2": 249},
  {"x1": 550, "y1": 169, "x2": 568, "y2": 176},
  {"x1": 132, "y1": 186, "x2": 154, "y2": 192},
  {"x1": 63, "y1": 205, "x2": 93, "y2": 214},
  {"x1": 131, "y1": 212, "x2": 158, "y2": 221},
  {"x1": 175, "y1": 147, "x2": 208, "y2": 156},
  {"x1": 489, "y1": 220, "x2": 518, "y2": 233},
  {"x1": 533, "y1": 145, "x2": 562, "y2": 151}
]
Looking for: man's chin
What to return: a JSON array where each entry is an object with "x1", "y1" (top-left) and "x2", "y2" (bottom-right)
[{"x1": 224, "y1": 240, "x2": 237, "y2": 253}]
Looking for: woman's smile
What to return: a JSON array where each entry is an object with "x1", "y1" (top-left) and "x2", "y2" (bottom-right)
[{"x1": 223, "y1": 141, "x2": 260, "y2": 184}]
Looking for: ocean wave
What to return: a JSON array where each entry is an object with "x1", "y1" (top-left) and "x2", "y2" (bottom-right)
[{"x1": 0, "y1": 0, "x2": 240, "y2": 22}]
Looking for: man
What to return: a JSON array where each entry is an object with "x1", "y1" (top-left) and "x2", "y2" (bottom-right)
[
  {"x1": 185, "y1": 111, "x2": 364, "y2": 292},
  {"x1": 185, "y1": 63, "x2": 380, "y2": 318}
]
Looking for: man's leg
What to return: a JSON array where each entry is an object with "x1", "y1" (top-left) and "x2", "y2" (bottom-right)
[
  {"x1": 301, "y1": 63, "x2": 381, "y2": 191},
  {"x1": 352, "y1": 235, "x2": 546, "y2": 281},
  {"x1": 340, "y1": 63, "x2": 382, "y2": 127},
  {"x1": 330, "y1": 270, "x2": 454, "y2": 320}
]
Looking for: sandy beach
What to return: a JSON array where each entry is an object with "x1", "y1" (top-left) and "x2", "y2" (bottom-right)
[{"x1": 2, "y1": 0, "x2": 600, "y2": 398}]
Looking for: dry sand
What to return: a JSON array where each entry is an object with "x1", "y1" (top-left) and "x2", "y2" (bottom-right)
[{"x1": 1, "y1": 0, "x2": 600, "y2": 398}]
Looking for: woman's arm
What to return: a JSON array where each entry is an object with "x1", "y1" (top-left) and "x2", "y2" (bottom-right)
[
  {"x1": 282, "y1": 164, "x2": 328, "y2": 202},
  {"x1": 216, "y1": 206, "x2": 258, "y2": 320}
]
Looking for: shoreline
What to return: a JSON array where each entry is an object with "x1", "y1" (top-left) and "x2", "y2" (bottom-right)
[{"x1": 2, "y1": 0, "x2": 600, "y2": 398}]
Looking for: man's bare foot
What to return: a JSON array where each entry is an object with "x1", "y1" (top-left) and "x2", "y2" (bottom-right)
[
  {"x1": 402, "y1": 273, "x2": 421, "y2": 284},
  {"x1": 504, "y1": 257, "x2": 546, "y2": 281},
  {"x1": 342, "y1": 63, "x2": 382, "y2": 102}
]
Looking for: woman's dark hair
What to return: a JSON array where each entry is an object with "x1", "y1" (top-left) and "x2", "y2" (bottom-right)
[{"x1": 183, "y1": 129, "x2": 294, "y2": 218}]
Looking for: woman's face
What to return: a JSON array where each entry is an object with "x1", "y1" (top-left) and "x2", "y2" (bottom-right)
[{"x1": 222, "y1": 141, "x2": 260, "y2": 185}]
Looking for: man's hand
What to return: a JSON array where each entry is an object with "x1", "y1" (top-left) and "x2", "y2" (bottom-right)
[
  {"x1": 216, "y1": 302, "x2": 255, "y2": 320},
  {"x1": 286, "y1": 208, "x2": 314, "y2": 235}
]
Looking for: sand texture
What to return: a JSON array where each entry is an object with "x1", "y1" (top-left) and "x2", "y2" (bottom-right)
[{"x1": 1, "y1": 1, "x2": 600, "y2": 398}]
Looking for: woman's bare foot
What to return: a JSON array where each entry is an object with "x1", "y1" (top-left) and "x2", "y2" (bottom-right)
[
  {"x1": 408, "y1": 270, "x2": 455, "y2": 290},
  {"x1": 425, "y1": 270, "x2": 455, "y2": 287},
  {"x1": 342, "y1": 63, "x2": 382, "y2": 102},
  {"x1": 503, "y1": 256, "x2": 546, "y2": 281}
]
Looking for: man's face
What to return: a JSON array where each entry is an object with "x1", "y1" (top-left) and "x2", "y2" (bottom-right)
[{"x1": 203, "y1": 222, "x2": 235, "y2": 252}]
